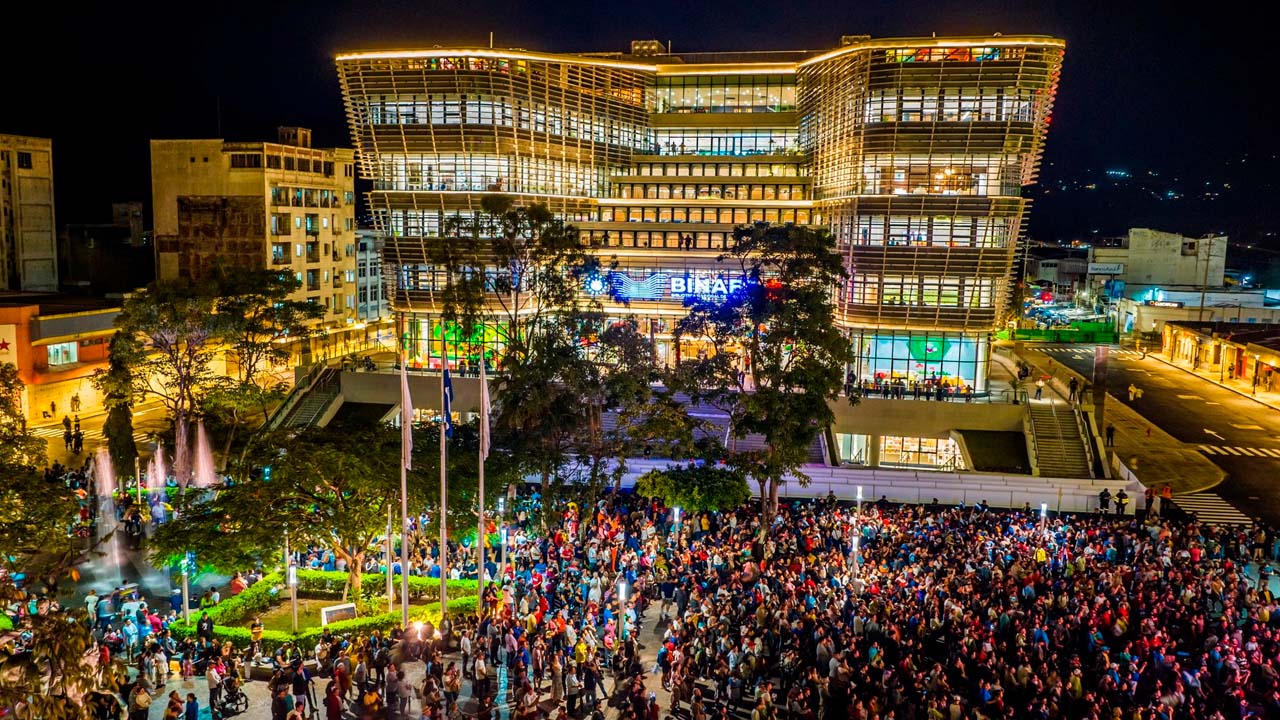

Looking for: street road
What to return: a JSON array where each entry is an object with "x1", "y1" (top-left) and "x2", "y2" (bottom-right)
[
  {"x1": 31, "y1": 402, "x2": 171, "y2": 468},
  {"x1": 1042, "y1": 344, "x2": 1280, "y2": 525}
]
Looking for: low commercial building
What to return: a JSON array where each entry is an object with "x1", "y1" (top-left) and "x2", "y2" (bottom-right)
[
  {"x1": 0, "y1": 294, "x2": 119, "y2": 420},
  {"x1": 1161, "y1": 321, "x2": 1280, "y2": 394},
  {"x1": 1114, "y1": 290, "x2": 1277, "y2": 336}
]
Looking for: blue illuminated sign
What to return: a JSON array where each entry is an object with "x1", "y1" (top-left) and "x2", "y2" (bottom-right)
[{"x1": 595, "y1": 271, "x2": 749, "y2": 301}]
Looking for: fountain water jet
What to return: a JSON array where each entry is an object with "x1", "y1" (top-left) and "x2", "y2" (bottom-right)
[{"x1": 193, "y1": 418, "x2": 217, "y2": 488}]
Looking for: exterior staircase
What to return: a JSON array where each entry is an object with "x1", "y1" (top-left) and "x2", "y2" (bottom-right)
[
  {"x1": 279, "y1": 368, "x2": 342, "y2": 429},
  {"x1": 1027, "y1": 401, "x2": 1092, "y2": 478}
]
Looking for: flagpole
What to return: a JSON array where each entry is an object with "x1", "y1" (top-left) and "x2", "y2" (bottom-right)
[
  {"x1": 399, "y1": 316, "x2": 411, "y2": 628},
  {"x1": 439, "y1": 323, "x2": 449, "y2": 621},
  {"x1": 477, "y1": 355, "x2": 487, "y2": 614}
]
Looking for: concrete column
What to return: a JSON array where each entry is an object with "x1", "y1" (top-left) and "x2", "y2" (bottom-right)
[{"x1": 868, "y1": 435, "x2": 881, "y2": 468}]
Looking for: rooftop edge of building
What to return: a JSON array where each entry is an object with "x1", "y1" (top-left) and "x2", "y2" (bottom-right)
[{"x1": 334, "y1": 33, "x2": 1066, "y2": 68}]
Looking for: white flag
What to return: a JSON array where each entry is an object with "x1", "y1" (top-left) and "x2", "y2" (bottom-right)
[
  {"x1": 400, "y1": 361, "x2": 413, "y2": 470},
  {"x1": 479, "y1": 358, "x2": 491, "y2": 460}
]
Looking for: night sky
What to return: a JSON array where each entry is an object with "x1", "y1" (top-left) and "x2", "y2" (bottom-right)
[{"x1": 2, "y1": 1, "x2": 1271, "y2": 243}]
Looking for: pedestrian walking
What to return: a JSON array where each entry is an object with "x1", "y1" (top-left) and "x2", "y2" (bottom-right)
[
  {"x1": 1105, "y1": 423, "x2": 1116, "y2": 447},
  {"x1": 1068, "y1": 377, "x2": 1079, "y2": 403},
  {"x1": 1035, "y1": 378, "x2": 1045, "y2": 400}
]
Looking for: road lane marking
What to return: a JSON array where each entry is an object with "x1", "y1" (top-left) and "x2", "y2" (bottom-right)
[
  {"x1": 1178, "y1": 394, "x2": 1205, "y2": 400},
  {"x1": 1200, "y1": 444, "x2": 1222, "y2": 454},
  {"x1": 1221, "y1": 447, "x2": 1243, "y2": 455},
  {"x1": 1231, "y1": 424, "x2": 1264, "y2": 430}
]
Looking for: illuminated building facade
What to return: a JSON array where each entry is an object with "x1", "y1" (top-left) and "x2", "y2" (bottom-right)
[{"x1": 336, "y1": 36, "x2": 1063, "y2": 388}]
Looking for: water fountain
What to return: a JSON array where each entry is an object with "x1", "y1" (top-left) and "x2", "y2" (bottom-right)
[
  {"x1": 93, "y1": 447, "x2": 116, "y2": 525},
  {"x1": 146, "y1": 446, "x2": 168, "y2": 524},
  {"x1": 193, "y1": 418, "x2": 217, "y2": 488}
]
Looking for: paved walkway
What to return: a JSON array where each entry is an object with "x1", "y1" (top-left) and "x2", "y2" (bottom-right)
[
  {"x1": 1004, "y1": 343, "x2": 1226, "y2": 496},
  {"x1": 131, "y1": 607, "x2": 669, "y2": 720},
  {"x1": 1149, "y1": 350, "x2": 1280, "y2": 414}
]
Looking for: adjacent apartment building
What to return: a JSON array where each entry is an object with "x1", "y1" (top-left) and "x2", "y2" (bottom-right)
[
  {"x1": 0, "y1": 134, "x2": 58, "y2": 291},
  {"x1": 336, "y1": 35, "x2": 1063, "y2": 389},
  {"x1": 150, "y1": 128, "x2": 359, "y2": 338}
]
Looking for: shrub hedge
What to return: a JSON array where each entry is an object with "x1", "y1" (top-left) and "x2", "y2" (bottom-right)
[{"x1": 167, "y1": 570, "x2": 478, "y2": 651}]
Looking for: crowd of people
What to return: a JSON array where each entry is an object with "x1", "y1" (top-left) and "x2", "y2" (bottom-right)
[{"x1": 47, "y1": 484, "x2": 1280, "y2": 720}]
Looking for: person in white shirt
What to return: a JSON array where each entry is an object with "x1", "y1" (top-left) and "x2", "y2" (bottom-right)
[{"x1": 85, "y1": 589, "x2": 100, "y2": 617}]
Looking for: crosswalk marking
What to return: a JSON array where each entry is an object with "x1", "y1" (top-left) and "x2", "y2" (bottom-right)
[
  {"x1": 1198, "y1": 444, "x2": 1280, "y2": 459},
  {"x1": 1172, "y1": 492, "x2": 1254, "y2": 527},
  {"x1": 1039, "y1": 346, "x2": 1140, "y2": 358},
  {"x1": 32, "y1": 425, "x2": 150, "y2": 445}
]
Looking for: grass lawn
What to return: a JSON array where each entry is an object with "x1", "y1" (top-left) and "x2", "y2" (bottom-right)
[{"x1": 250, "y1": 597, "x2": 438, "y2": 634}]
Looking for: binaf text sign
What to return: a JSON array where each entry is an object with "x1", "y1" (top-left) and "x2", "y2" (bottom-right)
[{"x1": 604, "y1": 271, "x2": 749, "y2": 301}]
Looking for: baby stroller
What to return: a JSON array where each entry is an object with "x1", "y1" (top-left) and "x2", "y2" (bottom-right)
[{"x1": 215, "y1": 675, "x2": 249, "y2": 718}]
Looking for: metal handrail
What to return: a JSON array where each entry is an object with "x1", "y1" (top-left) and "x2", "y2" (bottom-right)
[
  {"x1": 1022, "y1": 404, "x2": 1040, "y2": 477},
  {"x1": 265, "y1": 364, "x2": 327, "y2": 431},
  {"x1": 1072, "y1": 405, "x2": 1098, "y2": 478}
]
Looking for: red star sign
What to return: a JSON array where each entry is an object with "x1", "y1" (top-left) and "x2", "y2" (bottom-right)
[{"x1": 0, "y1": 339, "x2": 10, "y2": 351}]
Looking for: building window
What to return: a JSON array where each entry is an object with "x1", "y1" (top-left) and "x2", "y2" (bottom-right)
[
  {"x1": 266, "y1": 154, "x2": 282, "y2": 169},
  {"x1": 230, "y1": 153, "x2": 262, "y2": 168},
  {"x1": 880, "y1": 436, "x2": 966, "y2": 470},
  {"x1": 17, "y1": 152, "x2": 32, "y2": 169},
  {"x1": 47, "y1": 341, "x2": 79, "y2": 366},
  {"x1": 284, "y1": 157, "x2": 296, "y2": 171}
]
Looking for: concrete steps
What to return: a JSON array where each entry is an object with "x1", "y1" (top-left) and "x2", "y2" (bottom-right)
[{"x1": 1028, "y1": 401, "x2": 1092, "y2": 478}]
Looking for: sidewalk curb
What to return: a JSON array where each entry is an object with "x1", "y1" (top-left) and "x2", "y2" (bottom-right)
[{"x1": 1148, "y1": 353, "x2": 1280, "y2": 415}]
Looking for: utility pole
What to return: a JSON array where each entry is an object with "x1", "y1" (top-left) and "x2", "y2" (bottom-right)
[{"x1": 1198, "y1": 236, "x2": 1214, "y2": 323}]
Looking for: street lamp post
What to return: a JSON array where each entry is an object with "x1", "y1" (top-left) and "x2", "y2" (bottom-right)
[
  {"x1": 672, "y1": 506, "x2": 681, "y2": 542},
  {"x1": 497, "y1": 496, "x2": 507, "y2": 580},
  {"x1": 181, "y1": 555, "x2": 191, "y2": 624},
  {"x1": 851, "y1": 536, "x2": 859, "y2": 579},
  {"x1": 285, "y1": 528, "x2": 298, "y2": 634}
]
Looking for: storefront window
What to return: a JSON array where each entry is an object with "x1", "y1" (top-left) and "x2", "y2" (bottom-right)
[
  {"x1": 880, "y1": 436, "x2": 965, "y2": 470},
  {"x1": 851, "y1": 331, "x2": 988, "y2": 390},
  {"x1": 48, "y1": 341, "x2": 78, "y2": 366}
]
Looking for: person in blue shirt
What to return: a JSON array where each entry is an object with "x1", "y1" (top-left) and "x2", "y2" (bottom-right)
[{"x1": 184, "y1": 693, "x2": 199, "y2": 720}]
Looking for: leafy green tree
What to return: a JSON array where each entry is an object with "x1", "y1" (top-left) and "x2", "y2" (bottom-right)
[
  {"x1": 429, "y1": 196, "x2": 604, "y2": 526},
  {"x1": 675, "y1": 223, "x2": 854, "y2": 520},
  {"x1": 151, "y1": 421, "x2": 411, "y2": 600},
  {"x1": 0, "y1": 362, "x2": 44, "y2": 467},
  {"x1": 0, "y1": 366, "x2": 123, "y2": 718},
  {"x1": 210, "y1": 268, "x2": 325, "y2": 455},
  {"x1": 633, "y1": 464, "x2": 752, "y2": 514},
  {"x1": 111, "y1": 279, "x2": 231, "y2": 485},
  {"x1": 93, "y1": 334, "x2": 141, "y2": 479}
]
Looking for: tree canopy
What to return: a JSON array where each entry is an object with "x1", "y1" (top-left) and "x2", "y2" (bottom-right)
[
  {"x1": 675, "y1": 222, "x2": 854, "y2": 518},
  {"x1": 1, "y1": 364, "x2": 122, "y2": 718}
]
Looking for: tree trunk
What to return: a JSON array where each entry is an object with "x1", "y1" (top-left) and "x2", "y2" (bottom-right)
[
  {"x1": 348, "y1": 558, "x2": 364, "y2": 603},
  {"x1": 174, "y1": 412, "x2": 191, "y2": 488}
]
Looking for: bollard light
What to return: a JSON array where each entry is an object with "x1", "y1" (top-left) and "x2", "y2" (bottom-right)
[{"x1": 1040, "y1": 502, "x2": 1047, "y2": 518}]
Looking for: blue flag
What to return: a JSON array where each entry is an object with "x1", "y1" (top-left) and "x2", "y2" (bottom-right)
[{"x1": 442, "y1": 367, "x2": 455, "y2": 439}]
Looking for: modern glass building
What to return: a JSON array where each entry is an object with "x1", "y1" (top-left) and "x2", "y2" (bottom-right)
[{"x1": 336, "y1": 35, "x2": 1063, "y2": 388}]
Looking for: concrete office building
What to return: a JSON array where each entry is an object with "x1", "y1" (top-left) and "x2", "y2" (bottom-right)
[
  {"x1": 0, "y1": 134, "x2": 58, "y2": 291},
  {"x1": 150, "y1": 128, "x2": 359, "y2": 334},
  {"x1": 1090, "y1": 228, "x2": 1228, "y2": 297},
  {"x1": 336, "y1": 35, "x2": 1064, "y2": 390}
]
